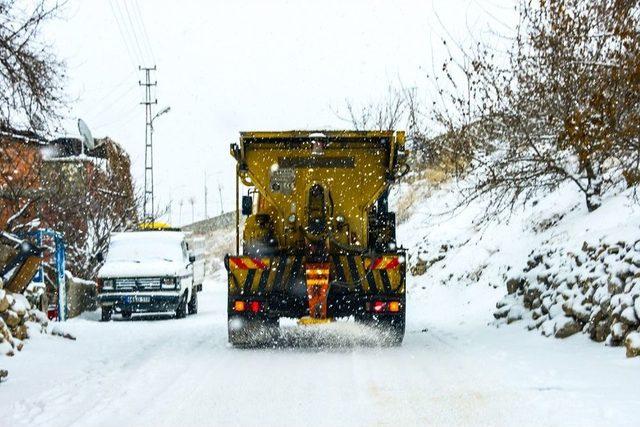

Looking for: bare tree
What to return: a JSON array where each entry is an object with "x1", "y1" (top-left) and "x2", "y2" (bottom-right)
[
  {"x1": 0, "y1": 1, "x2": 66, "y2": 233},
  {"x1": 430, "y1": 0, "x2": 640, "y2": 215},
  {"x1": 341, "y1": 85, "x2": 408, "y2": 131},
  {"x1": 0, "y1": 0, "x2": 66, "y2": 133},
  {"x1": 339, "y1": 82, "x2": 474, "y2": 175}
]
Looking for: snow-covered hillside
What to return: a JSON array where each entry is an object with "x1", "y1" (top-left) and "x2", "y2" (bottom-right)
[{"x1": 394, "y1": 173, "x2": 640, "y2": 357}]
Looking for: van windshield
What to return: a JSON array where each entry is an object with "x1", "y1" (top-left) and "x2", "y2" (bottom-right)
[{"x1": 106, "y1": 236, "x2": 184, "y2": 263}]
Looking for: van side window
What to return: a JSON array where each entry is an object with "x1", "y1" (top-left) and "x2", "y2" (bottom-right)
[{"x1": 182, "y1": 241, "x2": 189, "y2": 261}]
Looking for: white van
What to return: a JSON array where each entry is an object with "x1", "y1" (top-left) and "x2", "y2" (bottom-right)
[{"x1": 96, "y1": 230, "x2": 205, "y2": 321}]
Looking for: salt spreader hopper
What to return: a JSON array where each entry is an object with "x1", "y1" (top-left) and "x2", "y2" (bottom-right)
[{"x1": 224, "y1": 130, "x2": 409, "y2": 345}]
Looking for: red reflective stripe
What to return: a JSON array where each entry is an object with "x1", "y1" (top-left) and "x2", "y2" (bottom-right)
[
  {"x1": 370, "y1": 257, "x2": 400, "y2": 269},
  {"x1": 385, "y1": 257, "x2": 400, "y2": 269},
  {"x1": 369, "y1": 258, "x2": 383, "y2": 270},
  {"x1": 230, "y1": 257, "x2": 269, "y2": 270},
  {"x1": 230, "y1": 257, "x2": 249, "y2": 269},
  {"x1": 251, "y1": 258, "x2": 268, "y2": 270}
]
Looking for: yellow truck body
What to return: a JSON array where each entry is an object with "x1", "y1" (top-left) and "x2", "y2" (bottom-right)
[{"x1": 225, "y1": 130, "x2": 408, "y2": 345}]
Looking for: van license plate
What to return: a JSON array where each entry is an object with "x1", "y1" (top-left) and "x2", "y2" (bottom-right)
[{"x1": 125, "y1": 296, "x2": 150, "y2": 304}]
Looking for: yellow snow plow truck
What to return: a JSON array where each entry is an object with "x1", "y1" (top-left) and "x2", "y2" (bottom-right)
[{"x1": 225, "y1": 130, "x2": 408, "y2": 346}]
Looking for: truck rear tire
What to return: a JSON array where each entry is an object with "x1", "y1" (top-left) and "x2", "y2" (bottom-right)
[
  {"x1": 382, "y1": 315, "x2": 405, "y2": 346},
  {"x1": 101, "y1": 307, "x2": 112, "y2": 322},
  {"x1": 175, "y1": 293, "x2": 187, "y2": 319},
  {"x1": 228, "y1": 316, "x2": 278, "y2": 347},
  {"x1": 188, "y1": 290, "x2": 198, "y2": 315},
  {"x1": 356, "y1": 313, "x2": 405, "y2": 346}
]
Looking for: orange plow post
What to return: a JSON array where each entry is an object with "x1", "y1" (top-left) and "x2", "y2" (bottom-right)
[{"x1": 299, "y1": 263, "x2": 332, "y2": 325}]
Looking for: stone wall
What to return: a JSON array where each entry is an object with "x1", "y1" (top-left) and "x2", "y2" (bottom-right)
[
  {"x1": 494, "y1": 239, "x2": 640, "y2": 358},
  {"x1": 0, "y1": 278, "x2": 48, "y2": 357}
]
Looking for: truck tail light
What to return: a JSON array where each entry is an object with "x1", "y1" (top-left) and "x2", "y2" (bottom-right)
[
  {"x1": 233, "y1": 300, "x2": 262, "y2": 313},
  {"x1": 249, "y1": 301, "x2": 261, "y2": 313},
  {"x1": 373, "y1": 301, "x2": 386, "y2": 312},
  {"x1": 371, "y1": 300, "x2": 402, "y2": 313}
]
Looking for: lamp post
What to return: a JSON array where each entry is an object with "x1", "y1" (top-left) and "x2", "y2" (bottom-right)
[{"x1": 147, "y1": 106, "x2": 170, "y2": 222}]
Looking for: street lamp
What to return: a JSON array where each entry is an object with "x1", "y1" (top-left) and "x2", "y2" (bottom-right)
[
  {"x1": 151, "y1": 106, "x2": 171, "y2": 130},
  {"x1": 146, "y1": 106, "x2": 170, "y2": 223}
]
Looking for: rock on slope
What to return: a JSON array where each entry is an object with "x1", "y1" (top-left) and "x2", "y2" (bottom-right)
[{"x1": 1, "y1": 279, "x2": 49, "y2": 359}]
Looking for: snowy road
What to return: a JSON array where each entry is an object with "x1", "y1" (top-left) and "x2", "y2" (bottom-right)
[{"x1": 2, "y1": 273, "x2": 639, "y2": 427}]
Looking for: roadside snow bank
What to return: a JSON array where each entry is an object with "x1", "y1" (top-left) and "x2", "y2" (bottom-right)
[{"x1": 395, "y1": 174, "x2": 640, "y2": 357}]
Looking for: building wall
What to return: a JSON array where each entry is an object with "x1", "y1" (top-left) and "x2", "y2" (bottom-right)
[
  {"x1": 0, "y1": 136, "x2": 43, "y2": 230},
  {"x1": 0, "y1": 132, "x2": 137, "y2": 278}
]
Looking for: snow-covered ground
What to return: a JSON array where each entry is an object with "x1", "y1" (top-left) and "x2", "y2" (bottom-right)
[
  {"x1": 1, "y1": 271, "x2": 639, "y2": 427},
  {"x1": 2, "y1": 176, "x2": 640, "y2": 426}
]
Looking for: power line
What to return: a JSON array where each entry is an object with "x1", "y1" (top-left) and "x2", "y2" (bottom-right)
[
  {"x1": 91, "y1": 101, "x2": 140, "y2": 131},
  {"x1": 121, "y1": 0, "x2": 148, "y2": 64},
  {"x1": 113, "y1": 0, "x2": 145, "y2": 65},
  {"x1": 132, "y1": 0, "x2": 156, "y2": 64},
  {"x1": 81, "y1": 70, "x2": 134, "y2": 101},
  {"x1": 107, "y1": 0, "x2": 139, "y2": 70},
  {"x1": 86, "y1": 78, "x2": 138, "y2": 119}
]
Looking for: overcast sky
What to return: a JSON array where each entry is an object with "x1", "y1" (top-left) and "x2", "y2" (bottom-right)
[{"x1": 45, "y1": 0, "x2": 515, "y2": 225}]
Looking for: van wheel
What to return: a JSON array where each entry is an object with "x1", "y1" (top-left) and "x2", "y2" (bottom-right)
[
  {"x1": 175, "y1": 293, "x2": 187, "y2": 319},
  {"x1": 101, "y1": 307, "x2": 112, "y2": 322},
  {"x1": 121, "y1": 310, "x2": 132, "y2": 320},
  {"x1": 188, "y1": 290, "x2": 198, "y2": 315}
]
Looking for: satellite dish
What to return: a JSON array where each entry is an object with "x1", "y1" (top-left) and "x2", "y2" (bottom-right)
[{"x1": 77, "y1": 118, "x2": 95, "y2": 152}]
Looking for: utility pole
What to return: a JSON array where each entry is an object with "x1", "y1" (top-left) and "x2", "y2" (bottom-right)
[
  {"x1": 204, "y1": 171, "x2": 208, "y2": 219},
  {"x1": 218, "y1": 182, "x2": 224, "y2": 215},
  {"x1": 139, "y1": 65, "x2": 157, "y2": 224},
  {"x1": 189, "y1": 197, "x2": 195, "y2": 223}
]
